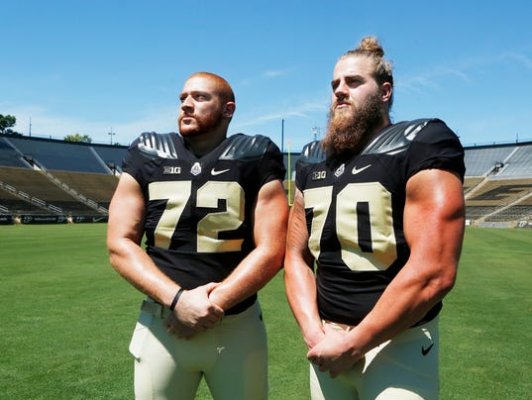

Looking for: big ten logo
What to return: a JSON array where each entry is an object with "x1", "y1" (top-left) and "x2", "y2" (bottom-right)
[{"x1": 312, "y1": 170, "x2": 327, "y2": 180}]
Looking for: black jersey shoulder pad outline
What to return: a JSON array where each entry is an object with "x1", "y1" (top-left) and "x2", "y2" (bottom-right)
[
  {"x1": 361, "y1": 118, "x2": 437, "y2": 155},
  {"x1": 219, "y1": 134, "x2": 271, "y2": 161},
  {"x1": 136, "y1": 132, "x2": 179, "y2": 160},
  {"x1": 298, "y1": 140, "x2": 326, "y2": 164}
]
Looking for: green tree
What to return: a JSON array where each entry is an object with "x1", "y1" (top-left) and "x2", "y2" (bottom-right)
[
  {"x1": 0, "y1": 114, "x2": 16, "y2": 134},
  {"x1": 64, "y1": 133, "x2": 92, "y2": 143}
]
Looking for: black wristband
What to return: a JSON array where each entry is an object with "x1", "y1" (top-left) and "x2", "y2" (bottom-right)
[{"x1": 169, "y1": 288, "x2": 185, "y2": 311}]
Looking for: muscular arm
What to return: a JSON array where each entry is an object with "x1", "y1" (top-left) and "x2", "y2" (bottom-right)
[
  {"x1": 284, "y1": 189, "x2": 325, "y2": 349},
  {"x1": 308, "y1": 169, "x2": 465, "y2": 374},
  {"x1": 208, "y1": 179, "x2": 289, "y2": 310},
  {"x1": 107, "y1": 173, "x2": 179, "y2": 306},
  {"x1": 107, "y1": 173, "x2": 222, "y2": 335}
]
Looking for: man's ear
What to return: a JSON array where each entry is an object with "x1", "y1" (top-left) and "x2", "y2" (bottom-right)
[
  {"x1": 223, "y1": 102, "x2": 236, "y2": 118},
  {"x1": 381, "y1": 82, "x2": 393, "y2": 103}
]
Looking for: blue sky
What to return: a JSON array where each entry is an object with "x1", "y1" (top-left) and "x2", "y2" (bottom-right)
[{"x1": 2, "y1": 0, "x2": 531, "y2": 151}]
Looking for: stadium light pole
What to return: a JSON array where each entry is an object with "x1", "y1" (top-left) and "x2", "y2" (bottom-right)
[
  {"x1": 287, "y1": 139, "x2": 292, "y2": 206},
  {"x1": 108, "y1": 128, "x2": 115, "y2": 145},
  {"x1": 312, "y1": 126, "x2": 321, "y2": 141},
  {"x1": 281, "y1": 119, "x2": 285, "y2": 153}
]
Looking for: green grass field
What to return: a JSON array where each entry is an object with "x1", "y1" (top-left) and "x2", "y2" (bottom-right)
[{"x1": 0, "y1": 224, "x2": 530, "y2": 399}]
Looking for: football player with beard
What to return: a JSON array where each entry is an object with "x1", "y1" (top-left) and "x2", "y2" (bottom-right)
[
  {"x1": 107, "y1": 72, "x2": 288, "y2": 399},
  {"x1": 284, "y1": 37, "x2": 466, "y2": 399}
]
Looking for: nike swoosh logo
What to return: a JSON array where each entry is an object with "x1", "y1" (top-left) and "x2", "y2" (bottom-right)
[
  {"x1": 351, "y1": 164, "x2": 372, "y2": 175},
  {"x1": 421, "y1": 343, "x2": 434, "y2": 356},
  {"x1": 211, "y1": 168, "x2": 230, "y2": 176}
]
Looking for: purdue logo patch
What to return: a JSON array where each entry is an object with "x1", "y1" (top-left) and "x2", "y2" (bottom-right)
[
  {"x1": 334, "y1": 163, "x2": 345, "y2": 177},
  {"x1": 191, "y1": 162, "x2": 202, "y2": 176}
]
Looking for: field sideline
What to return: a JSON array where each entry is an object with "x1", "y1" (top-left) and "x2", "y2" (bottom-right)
[{"x1": 0, "y1": 224, "x2": 530, "y2": 399}]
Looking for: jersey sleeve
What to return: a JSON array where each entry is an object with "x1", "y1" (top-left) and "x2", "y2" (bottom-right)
[
  {"x1": 257, "y1": 139, "x2": 286, "y2": 187},
  {"x1": 295, "y1": 141, "x2": 325, "y2": 191},
  {"x1": 122, "y1": 137, "x2": 143, "y2": 180},
  {"x1": 121, "y1": 136, "x2": 156, "y2": 189},
  {"x1": 295, "y1": 157, "x2": 310, "y2": 192},
  {"x1": 405, "y1": 120, "x2": 466, "y2": 181}
]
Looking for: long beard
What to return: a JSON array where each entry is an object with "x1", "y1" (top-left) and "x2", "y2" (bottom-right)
[{"x1": 322, "y1": 93, "x2": 384, "y2": 156}]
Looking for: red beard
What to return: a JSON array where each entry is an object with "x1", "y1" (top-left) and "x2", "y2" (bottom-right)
[
  {"x1": 179, "y1": 108, "x2": 225, "y2": 137},
  {"x1": 322, "y1": 92, "x2": 384, "y2": 156}
]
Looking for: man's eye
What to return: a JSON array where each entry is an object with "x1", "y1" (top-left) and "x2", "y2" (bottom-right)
[{"x1": 346, "y1": 78, "x2": 362, "y2": 87}]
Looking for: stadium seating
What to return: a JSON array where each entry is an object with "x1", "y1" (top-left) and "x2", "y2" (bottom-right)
[
  {"x1": 0, "y1": 167, "x2": 99, "y2": 215},
  {"x1": 0, "y1": 137, "x2": 120, "y2": 218},
  {"x1": 50, "y1": 170, "x2": 119, "y2": 209},
  {"x1": 463, "y1": 145, "x2": 516, "y2": 176},
  {"x1": 462, "y1": 142, "x2": 532, "y2": 226},
  {"x1": 495, "y1": 144, "x2": 532, "y2": 177},
  {"x1": 0, "y1": 138, "x2": 30, "y2": 168},
  {"x1": 6, "y1": 136, "x2": 110, "y2": 173},
  {"x1": 1, "y1": 134, "x2": 531, "y2": 226},
  {"x1": 463, "y1": 177, "x2": 484, "y2": 195}
]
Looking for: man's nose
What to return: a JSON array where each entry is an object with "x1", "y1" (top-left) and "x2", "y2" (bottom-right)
[
  {"x1": 181, "y1": 96, "x2": 194, "y2": 111},
  {"x1": 334, "y1": 81, "x2": 348, "y2": 99}
]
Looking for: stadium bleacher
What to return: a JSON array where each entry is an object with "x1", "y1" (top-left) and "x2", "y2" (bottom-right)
[
  {"x1": 5, "y1": 136, "x2": 111, "y2": 173},
  {"x1": 0, "y1": 138, "x2": 31, "y2": 168},
  {"x1": 92, "y1": 145, "x2": 128, "y2": 175},
  {"x1": 0, "y1": 136, "x2": 120, "y2": 222},
  {"x1": 496, "y1": 145, "x2": 532, "y2": 177},
  {"x1": 463, "y1": 145, "x2": 516, "y2": 177},
  {"x1": 1, "y1": 134, "x2": 531, "y2": 226},
  {"x1": 462, "y1": 142, "x2": 532, "y2": 226},
  {"x1": 463, "y1": 177, "x2": 484, "y2": 195}
]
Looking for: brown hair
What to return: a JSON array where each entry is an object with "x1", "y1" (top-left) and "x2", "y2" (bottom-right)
[{"x1": 342, "y1": 36, "x2": 394, "y2": 106}]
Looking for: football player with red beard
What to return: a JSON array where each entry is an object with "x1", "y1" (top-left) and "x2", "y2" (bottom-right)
[
  {"x1": 285, "y1": 37, "x2": 465, "y2": 399},
  {"x1": 108, "y1": 72, "x2": 288, "y2": 400}
]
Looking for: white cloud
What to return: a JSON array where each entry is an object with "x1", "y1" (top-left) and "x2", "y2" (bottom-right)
[
  {"x1": 237, "y1": 67, "x2": 294, "y2": 87},
  {"x1": 262, "y1": 68, "x2": 291, "y2": 78},
  {"x1": 234, "y1": 100, "x2": 327, "y2": 129},
  {"x1": 397, "y1": 49, "x2": 532, "y2": 95},
  {"x1": 397, "y1": 65, "x2": 472, "y2": 94},
  {"x1": 503, "y1": 52, "x2": 532, "y2": 70}
]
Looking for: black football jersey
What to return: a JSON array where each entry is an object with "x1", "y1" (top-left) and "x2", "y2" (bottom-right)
[
  {"x1": 295, "y1": 119, "x2": 465, "y2": 326},
  {"x1": 123, "y1": 132, "x2": 285, "y2": 314}
]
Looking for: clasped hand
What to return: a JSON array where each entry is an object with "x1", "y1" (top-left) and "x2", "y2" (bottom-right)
[
  {"x1": 307, "y1": 324, "x2": 362, "y2": 378},
  {"x1": 165, "y1": 282, "x2": 224, "y2": 339}
]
